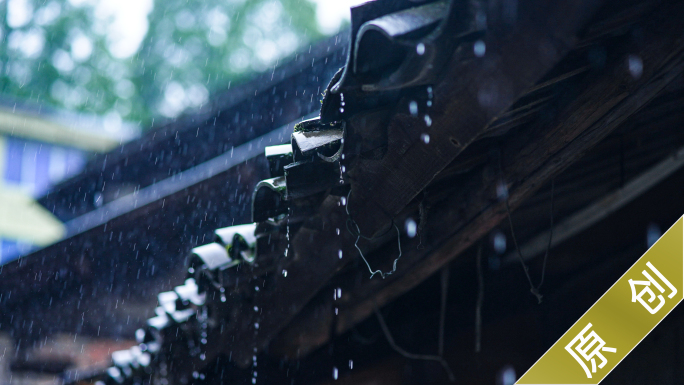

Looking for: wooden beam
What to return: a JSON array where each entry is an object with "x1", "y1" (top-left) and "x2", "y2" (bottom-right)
[
  {"x1": 502, "y1": 145, "x2": 684, "y2": 265},
  {"x1": 346, "y1": 0, "x2": 606, "y2": 236},
  {"x1": 223, "y1": 0, "x2": 610, "y2": 365},
  {"x1": 341, "y1": 14, "x2": 684, "y2": 335},
  {"x1": 271, "y1": 1, "x2": 684, "y2": 357}
]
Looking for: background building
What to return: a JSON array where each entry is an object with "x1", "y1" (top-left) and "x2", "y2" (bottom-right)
[{"x1": 0, "y1": 99, "x2": 138, "y2": 263}]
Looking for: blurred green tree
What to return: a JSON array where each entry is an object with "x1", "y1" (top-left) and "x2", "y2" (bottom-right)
[{"x1": 0, "y1": 0, "x2": 323, "y2": 128}]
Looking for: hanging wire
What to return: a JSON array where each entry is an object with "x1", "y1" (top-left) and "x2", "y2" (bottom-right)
[
  {"x1": 475, "y1": 242, "x2": 484, "y2": 353},
  {"x1": 345, "y1": 189, "x2": 403, "y2": 279},
  {"x1": 417, "y1": 191, "x2": 428, "y2": 249},
  {"x1": 504, "y1": 197, "x2": 543, "y2": 303},
  {"x1": 439, "y1": 267, "x2": 449, "y2": 357},
  {"x1": 499, "y1": 155, "x2": 555, "y2": 304},
  {"x1": 373, "y1": 305, "x2": 456, "y2": 382},
  {"x1": 537, "y1": 179, "x2": 554, "y2": 290}
]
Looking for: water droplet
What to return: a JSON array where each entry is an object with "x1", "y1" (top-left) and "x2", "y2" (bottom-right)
[
  {"x1": 254, "y1": 286, "x2": 260, "y2": 292},
  {"x1": 338, "y1": 250, "x2": 343, "y2": 259},
  {"x1": 201, "y1": 338, "x2": 208, "y2": 344},
  {"x1": 200, "y1": 353, "x2": 206, "y2": 361},
  {"x1": 340, "y1": 196, "x2": 347, "y2": 206},
  {"x1": 427, "y1": 86, "x2": 433, "y2": 98},
  {"x1": 333, "y1": 367, "x2": 339, "y2": 380},
  {"x1": 282, "y1": 269, "x2": 288, "y2": 277},
  {"x1": 427, "y1": 100, "x2": 432, "y2": 107},
  {"x1": 474, "y1": 40, "x2": 486, "y2": 57},
  {"x1": 339, "y1": 107, "x2": 345, "y2": 113},
  {"x1": 493, "y1": 231, "x2": 507, "y2": 254},
  {"x1": 405, "y1": 218, "x2": 417, "y2": 238},
  {"x1": 252, "y1": 378, "x2": 256, "y2": 384},
  {"x1": 496, "y1": 181, "x2": 509, "y2": 200},
  {"x1": 416, "y1": 43, "x2": 425, "y2": 55},
  {"x1": 192, "y1": 371, "x2": 199, "y2": 379},
  {"x1": 254, "y1": 322, "x2": 260, "y2": 329},
  {"x1": 349, "y1": 360, "x2": 353, "y2": 369},
  {"x1": 421, "y1": 133, "x2": 430, "y2": 144},
  {"x1": 628, "y1": 55, "x2": 643, "y2": 79},
  {"x1": 340, "y1": 165, "x2": 346, "y2": 173},
  {"x1": 409, "y1": 101, "x2": 418, "y2": 116},
  {"x1": 254, "y1": 306, "x2": 259, "y2": 312},
  {"x1": 335, "y1": 307, "x2": 339, "y2": 315},
  {"x1": 337, "y1": 288, "x2": 342, "y2": 298},
  {"x1": 424, "y1": 115, "x2": 432, "y2": 127},
  {"x1": 336, "y1": 228, "x2": 340, "y2": 235},
  {"x1": 220, "y1": 294, "x2": 226, "y2": 302},
  {"x1": 646, "y1": 223, "x2": 661, "y2": 248},
  {"x1": 199, "y1": 374, "x2": 205, "y2": 380}
]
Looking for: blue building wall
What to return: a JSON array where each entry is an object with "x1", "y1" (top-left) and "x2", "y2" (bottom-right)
[{"x1": 0, "y1": 136, "x2": 87, "y2": 263}]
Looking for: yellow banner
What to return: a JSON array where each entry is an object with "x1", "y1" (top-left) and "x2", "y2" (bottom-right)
[{"x1": 517, "y1": 216, "x2": 683, "y2": 384}]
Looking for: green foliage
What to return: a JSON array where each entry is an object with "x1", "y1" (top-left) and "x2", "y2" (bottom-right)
[{"x1": 0, "y1": 0, "x2": 323, "y2": 128}]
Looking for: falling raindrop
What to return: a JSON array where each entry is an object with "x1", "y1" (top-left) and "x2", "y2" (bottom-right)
[
  {"x1": 349, "y1": 360, "x2": 354, "y2": 369},
  {"x1": 285, "y1": 221, "x2": 291, "y2": 257},
  {"x1": 340, "y1": 196, "x2": 347, "y2": 206},
  {"x1": 405, "y1": 218, "x2": 417, "y2": 238},
  {"x1": 333, "y1": 367, "x2": 339, "y2": 380},
  {"x1": 409, "y1": 101, "x2": 418, "y2": 116},
  {"x1": 282, "y1": 269, "x2": 288, "y2": 277},
  {"x1": 339, "y1": 107, "x2": 344, "y2": 113},
  {"x1": 646, "y1": 223, "x2": 661, "y2": 248},
  {"x1": 337, "y1": 288, "x2": 342, "y2": 298},
  {"x1": 254, "y1": 322, "x2": 260, "y2": 329},
  {"x1": 254, "y1": 306, "x2": 259, "y2": 312},
  {"x1": 338, "y1": 250, "x2": 343, "y2": 259},
  {"x1": 416, "y1": 43, "x2": 425, "y2": 55},
  {"x1": 499, "y1": 365, "x2": 517, "y2": 385},
  {"x1": 200, "y1": 353, "x2": 206, "y2": 361},
  {"x1": 424, "y1": 115, "x2": 432, "y2": 127},
  {"x1": 496, "y1": 181, "x2": 509, "y2": 200},
  {"x1": 192, "y1": 371, "x2": 199, "y2": 379},
  {"x1": 474, "y1": 40, "x2": 486, "y2": 57},
  {"x1": 427, "y1": 100, "x2": 433, "y2": 107},
  {"x1": 254, "y1": 286, "x2": 260, "y2": 292},
  {"x1": 336, "y1": 228, "x2": 340, "y2": 235},
  {"x1": 421, "y1": 133, "x2": 430, "y2": 144},
  {"x1": 493, "y1": 231, "x2": 507, "y2": 254},
  {"x1": 628, "y1": 55, "x2": 643, "y2": 79}
]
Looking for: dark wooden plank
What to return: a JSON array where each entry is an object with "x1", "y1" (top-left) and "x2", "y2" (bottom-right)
[
  {"x1": 340, "y1": 2, "x2": 684, "y2": 337},
  {"x1": 270, "y1": 1, "x2": 684, "y2": 357},
  {"x1": 346, "y1": 0, "x2": 606, "y2": 236}
]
